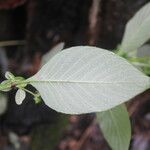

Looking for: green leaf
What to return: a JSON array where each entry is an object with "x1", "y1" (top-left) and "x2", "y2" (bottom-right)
[
  {"x1": 0, "y1": 80, "x2": 11, "y2": 92},
  {"x1": 97, "y1": 104, "x2": 131, "y2": 150},
  {"x1": 5, "y1": 71, "x2": 15, "y2": 80},
  {"x1": 27, "y1": 46, "x2": 149, "y2": 114},
  {"x1": 121, "y1": 2, "x2": 150, "y2": 52},
  {"x1": 28, "y1": 46, "x2": 149, "y2": 114}
]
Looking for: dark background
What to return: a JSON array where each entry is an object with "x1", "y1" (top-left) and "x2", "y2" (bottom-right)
[{"x1": 0, "y1": 0, "x2": 150, "y2": 150}]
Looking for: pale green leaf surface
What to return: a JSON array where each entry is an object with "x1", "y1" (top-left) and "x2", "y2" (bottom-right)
[
  {"x1": 97, "y1": 104, "x2": 131, "y2": 150},
  {"x1": 0, "y1": 80, "x2": 11, "y2": 92},
  {"x1": 15, "y1": 89, "x2": 26, "y2": 105},
  {"x1": 29, "y1": 46, "x2": 149, "y2": 114},
  {"x1": 5, "y1": 71, "x2": 15, "y2": 80},
  {"x1": 41, "y1": 42, "x2": 65, "y2": 66},
  {"x1": 121, "y1": 2, "x2": 150, "y2": 51}
]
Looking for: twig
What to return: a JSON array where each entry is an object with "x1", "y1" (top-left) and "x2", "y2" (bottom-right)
[
  {"x1": 76, "y1": 119, "x2": 96, "y2": 150},
  {"x1": 0, "y1": 40, "x2": 25, "y2": 47},
  {"x1": 88, "y1": 0, "x2": 101, "y2": 45}
]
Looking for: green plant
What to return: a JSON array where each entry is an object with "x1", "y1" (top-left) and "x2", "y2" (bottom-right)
[{"x1": 0, "y1": 2, "x2": 150, "y2": 150}]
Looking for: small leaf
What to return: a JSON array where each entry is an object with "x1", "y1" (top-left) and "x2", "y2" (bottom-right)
[
  {"x1": 5, "y1": 71, "x2": 15, "y2": 80},
  {"x1": 28, "y1": 46, "x2": 149, "y2": 114},
  {"x1": 121, "y1": 2, "x2": 150, "y2": 51},
  {"x1": 15, "y1": 76, "x2": 25, "y2": 81},
  {"x1": 41, "y1": 42, "x2": 65, "y2": 66},
  {"x1": 15, "y1": 89, "x2": 26, "y2": 105},
  {"x1": 0, "y1": 80, "x2": 11, "y2": 92},
  {"x1": 97, "y1": 104, "x2": 131, "y2": 150}
]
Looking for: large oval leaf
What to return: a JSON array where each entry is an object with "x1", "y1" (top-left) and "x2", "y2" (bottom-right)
[
  {"x1": 29, "y1": 46, "x2": 149, "y2": 114},
  {"x1": 121, "y1": 2, "x2": 150, "y2": 51},
  {"x1": 97, "y1": 104, "x2": 131, "y2": 150}
]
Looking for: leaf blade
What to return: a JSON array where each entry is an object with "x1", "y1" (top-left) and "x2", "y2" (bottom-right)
[
  {"x1": 15, "y1": 89, "x2": 26, "y2": 105},
  {"x1": 29, "y1": 46, "x2": 149, "y2": 114},
  {"x1": 97, "y1": 104, "x2": 131, "y2": 150},
  {"x1": 121, "y1": 2, "x2": 150, "y2": 51}
]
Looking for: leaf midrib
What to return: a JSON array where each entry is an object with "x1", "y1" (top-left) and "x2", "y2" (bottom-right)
[{"x1": 29, "y1": 79, "x2": 146, "y2": 85}]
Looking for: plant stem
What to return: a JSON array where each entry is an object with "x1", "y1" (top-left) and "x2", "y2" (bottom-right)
[
  {"x1": 0, "y1": 80, "x2": 30, "y2": 92},
  {"x1": 0, "y1": 40, "x2": 25, "y2": 47},
  {"x1": 22, "y1": 88, "x2": 36, "y2": 97}
]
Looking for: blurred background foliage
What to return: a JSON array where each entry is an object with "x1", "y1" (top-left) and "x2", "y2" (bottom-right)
[{"x1": 0, "y1": 0, "x2": 149, "y2": 150}]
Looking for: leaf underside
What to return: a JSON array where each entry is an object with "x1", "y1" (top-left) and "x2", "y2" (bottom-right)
[{"x1": 29, "y1": 46, "x2": 149, "y2": 114}]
